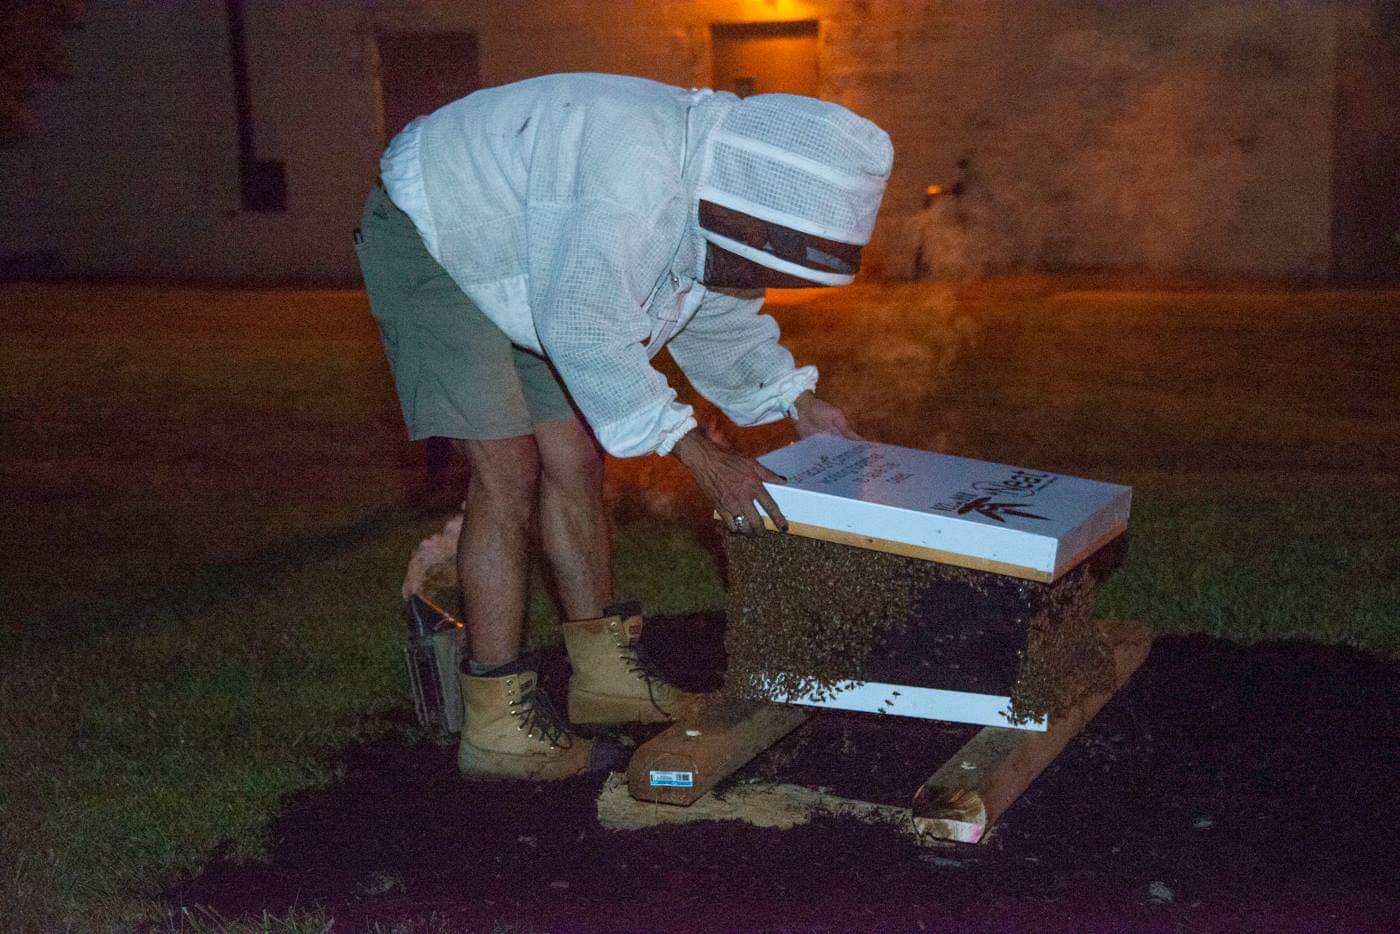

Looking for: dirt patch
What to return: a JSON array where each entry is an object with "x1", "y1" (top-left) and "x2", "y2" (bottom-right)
[{"x1": 167, "y1": 616, "x2": 1400, "y2": 932}]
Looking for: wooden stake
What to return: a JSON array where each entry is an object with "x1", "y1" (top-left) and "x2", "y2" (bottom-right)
[
  {"x1": 625, "y1": 700, "x2": 808, "y2": 806},
  {"x1": 912, "y1": 618, "x2": 1153, "y2": 842}
]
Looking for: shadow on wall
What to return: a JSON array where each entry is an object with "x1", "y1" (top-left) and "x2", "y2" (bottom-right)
[{"x1": 906, "y1": 5, "x2": 1318, "y2": 281}]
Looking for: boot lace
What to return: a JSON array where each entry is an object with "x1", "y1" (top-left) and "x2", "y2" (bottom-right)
[
  {"x1": 510, "y1": 681, "x2": 573, "y2": 750},
  {"x1": 619, "y1": 639, "x2": 675, "y2": 717}
]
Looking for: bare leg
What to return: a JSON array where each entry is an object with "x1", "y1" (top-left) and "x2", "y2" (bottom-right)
[
  {"x1": 533, "y1": 416, "x2": 613, "y2": 621},
  {"x1": 453, "y1": 435, "x2": 540, "y2": 667}
]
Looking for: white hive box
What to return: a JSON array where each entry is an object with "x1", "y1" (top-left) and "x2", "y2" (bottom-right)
[
  {"x1": 757, "y1": 434, "x2": 1131, "y2": 584},
  {"x1": 737, "y1": 435, "x2": 1133, "y2": 730}
]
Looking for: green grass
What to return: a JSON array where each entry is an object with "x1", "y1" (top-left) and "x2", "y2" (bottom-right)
[
  {"x1": 1097, "y1": 471, "x2": 1399, "y2": 648},
  {"x1": 1, "y1": 279, "x2": 1396, "y2": 925},
  {"x1": 769, "y1": 282, "x2": 1400, "y2": 651}
]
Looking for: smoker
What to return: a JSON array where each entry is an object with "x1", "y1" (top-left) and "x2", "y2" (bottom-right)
[{"x1": 403, "y1": 594, "x2": 466, "y2": 739}]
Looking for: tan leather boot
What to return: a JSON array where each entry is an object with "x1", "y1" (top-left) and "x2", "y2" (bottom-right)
[
  {"x1": 457, "y1": 668, "x2": 607, "y2": 781},
  {"x1": 562, "y1": 603, "x2": 704, "y2": 726}
]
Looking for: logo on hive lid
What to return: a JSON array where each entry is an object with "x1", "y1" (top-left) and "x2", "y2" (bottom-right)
[
  {"x1": 970, "y1": 469, "x2": 1057, "y2": 498},
  {"x1": 955, "y1": 496, "x2": 1049, "y2": 523},
  {"x1": 932, "y1": 469, "x2": 1058, "y2": 521}
]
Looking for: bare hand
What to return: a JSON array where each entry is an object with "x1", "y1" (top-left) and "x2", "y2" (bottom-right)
[
  {"x1": 671, "y1": 430, "x2": 788, "y2": 535},
  {"x1": 790, "y1": 391, "x2": 862, "y2": 441}
]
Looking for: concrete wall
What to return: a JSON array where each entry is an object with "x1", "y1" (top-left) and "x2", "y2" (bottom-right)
[
  {"x1": 0, "y1": 0, "x2": 380, "y2": 283},
  {"x1": 0, "y1": 0, "x2": 1365, "y2": 282},
  {"x1": 886, "y1": 1, "x2": 1338, "y2": 278}
]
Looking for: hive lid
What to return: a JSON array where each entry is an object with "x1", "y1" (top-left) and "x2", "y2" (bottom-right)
[{"x1": 757, "y1": 434, "x2": 1131, "y2": 583}]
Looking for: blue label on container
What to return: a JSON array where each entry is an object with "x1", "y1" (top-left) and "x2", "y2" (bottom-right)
[{"x1": 649, "y1": 770, "x2": 694, "y2": 787}]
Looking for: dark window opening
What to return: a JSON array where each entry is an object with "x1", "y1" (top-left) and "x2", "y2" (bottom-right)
[
  {"x1": 376, "y1": 31, "x2": 480, "y2": 145},
  {"x1": 1330, "y1": 2, "x2": 1400, "y2": 282}
]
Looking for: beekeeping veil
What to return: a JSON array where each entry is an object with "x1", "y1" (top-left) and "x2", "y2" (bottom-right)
[{"x1": 694, "y1": 93, "x2": 894, "y2": 286}]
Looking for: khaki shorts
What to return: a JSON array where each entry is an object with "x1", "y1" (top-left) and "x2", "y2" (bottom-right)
[{"x1": 354, "y1": 183, "x2": 577, "y2": 441}]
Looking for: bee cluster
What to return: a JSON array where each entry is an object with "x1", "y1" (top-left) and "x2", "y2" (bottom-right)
[
  {"x1": 1003, "y1": 569, "x2": 1116, "y2": 723},
  {"x1": 721, "y1": 530, "x2": 1124, "y2": 724}
]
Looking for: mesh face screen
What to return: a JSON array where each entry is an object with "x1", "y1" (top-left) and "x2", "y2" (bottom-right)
[
  {"x1": 708, "y1": 140, "x2": 875, "y2": 243},
  {"x1": 698, "y1": 200, "x2": 862, "y2": 278},
  {"x1": 700, "y1": 93, "x2": 893, "y2": 248}
]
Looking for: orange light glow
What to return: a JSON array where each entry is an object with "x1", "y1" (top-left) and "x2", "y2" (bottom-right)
[
  {"x1": 925, "y1": 184, "x2": 944, "y2": 197},
  {"x1": 739, "y1": 0, "x2": 817, "y2": 19}
]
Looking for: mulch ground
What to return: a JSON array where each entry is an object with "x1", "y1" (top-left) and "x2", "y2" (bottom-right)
[{"x1": 167, "y1": 615, "x2": 1400, "y2": 932}]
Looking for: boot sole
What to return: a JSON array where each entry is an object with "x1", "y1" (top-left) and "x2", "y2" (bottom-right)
[
  {"x1": 568, "y1": 688, "x2": 678, "y2": 727},
  {"x1": 457, "y1": 739, "x2": 594, "y2": 782}
]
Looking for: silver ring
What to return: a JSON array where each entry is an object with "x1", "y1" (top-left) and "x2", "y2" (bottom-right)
[{"x1": 733, "y1": 515, "x2": 747, "y2": 528}]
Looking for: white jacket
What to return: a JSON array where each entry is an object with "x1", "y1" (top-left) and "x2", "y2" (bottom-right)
[{"x1": 381, "y1": 73, "x2": 891, "y2": 456}]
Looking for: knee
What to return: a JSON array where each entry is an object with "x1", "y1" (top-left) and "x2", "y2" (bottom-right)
[
  {"x1": 463, "y1": 437, "x2": 540, "y2": 522},
  {"x1": 539, "y1": 428, "x2": 604, "y2": 495}
]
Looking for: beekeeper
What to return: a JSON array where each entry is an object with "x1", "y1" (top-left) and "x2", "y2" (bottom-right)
[{"x1": 356, "y1": 73, "x2": 892, "y2": 781}]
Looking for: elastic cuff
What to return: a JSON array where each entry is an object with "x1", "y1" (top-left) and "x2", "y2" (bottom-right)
[
  {"x1": 777, "y1": 367, "x2": 820, "y2": 420},
  {"x1": 655, "y1": 414, "x2": 699, "y2": 456}
]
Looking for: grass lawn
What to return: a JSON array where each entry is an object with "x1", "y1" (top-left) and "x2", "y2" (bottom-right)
[{"x1": 1, "y1": 279, "x2": 1396, "y2": 925}]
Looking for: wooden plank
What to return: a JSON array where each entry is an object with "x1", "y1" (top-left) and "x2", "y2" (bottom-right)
[
  {"x1": 626, "y1": 701, "x2": 809, "y2": 806},
  {"x1": 912, "y1": 619, "x2": 1153, "y2": 843},
  {"x1": 761, "y1": 517, "x2": 1057, "y2": 582},
  {"x1": 600, "y1": 772, "x2": 948, "y2": 845}
]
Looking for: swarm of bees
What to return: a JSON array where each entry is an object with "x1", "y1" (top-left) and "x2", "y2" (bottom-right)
[
  {"x1": 722, "y1": 531, "x2": 924, "y2": 706},
  {"x1": 1004, "y1": 572, "x2": 1116, "y2": 725},
  {"x1": 721, "y1": 530, "x2": 1117, "y2": 724}
]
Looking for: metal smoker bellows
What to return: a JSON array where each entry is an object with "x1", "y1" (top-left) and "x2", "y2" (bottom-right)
[{"x1": 404, "y1": 594, "x2": 465, "y2": 738}]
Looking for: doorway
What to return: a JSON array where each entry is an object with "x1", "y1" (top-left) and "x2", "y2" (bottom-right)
[
  {"x1": 1330, "y1": 4, "x2": 1400, "y2": 282},
  {"x1": 375, "y1": 31, "x2": 480, "y2": 144},
  {"x1": 711, "y1": 20, "x2": 819, "y2": 98},
  {"x1": 373, "y1": 31, "x2": 480, "y2": 489}
]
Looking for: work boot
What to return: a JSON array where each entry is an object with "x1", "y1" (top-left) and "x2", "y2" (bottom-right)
[
  {"x1": 457, "y1": 664, "x2": 621, "y2": 781},
  {"x1": 562, "y1": 602, "x2": 704, "y2": 726}
]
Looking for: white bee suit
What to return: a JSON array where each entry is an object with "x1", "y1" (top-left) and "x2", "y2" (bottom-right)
[{"x1": 380, "y1": 73, "x2": 892, "y2": 457}]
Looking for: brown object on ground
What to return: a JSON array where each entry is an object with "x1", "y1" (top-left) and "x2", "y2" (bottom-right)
[
  {"x1": 913, "y1": 619, "x2": 1153, "y2": 842},
  {"x1": 166, "y1": 617, "x2": 1400, "y2": 931},
  {"x1": 721, "y1": 529, "x2": 1125, "y2": 723},
  {"x1": 598, "y1": 772, "x2": 936, "y2": 844},
  {"x1": 625, "y1": 699, "x2": 808, "y2": 806},
  {"x1": 613, "y1": 619, "x2": 1148, "y2": 844}
]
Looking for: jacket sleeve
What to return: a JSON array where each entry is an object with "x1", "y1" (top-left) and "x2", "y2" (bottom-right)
[
  {"x1": 528, "y1": 200, "x2": 697, "y2": 457},
  {"x1": 665, "y1": 291, "x2": 818, "y2": 427}
]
